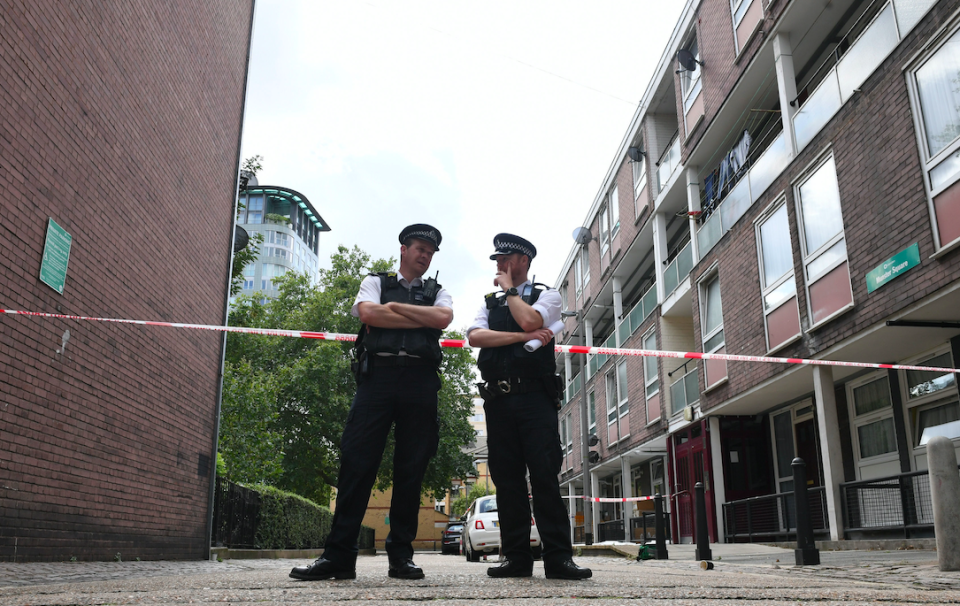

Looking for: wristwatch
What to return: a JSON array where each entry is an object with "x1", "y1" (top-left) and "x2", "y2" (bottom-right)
[{"x1": 505, "y1": 287, "x2": 519, "y2": 297}]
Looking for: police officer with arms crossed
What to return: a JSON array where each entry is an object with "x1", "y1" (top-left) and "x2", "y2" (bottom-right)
[
  {"x1": 466, "y1": 233, "x2": 592, "y2": 580},
  {"x1": 290, "y1": 224, "x2": 453, "y2": 582}
]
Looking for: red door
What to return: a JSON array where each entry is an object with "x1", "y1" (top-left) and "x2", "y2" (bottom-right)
[{"x1": 669, "y1": 420, "x2": 716, "y2": 543}]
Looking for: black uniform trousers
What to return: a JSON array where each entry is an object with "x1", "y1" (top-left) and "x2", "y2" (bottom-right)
[
  {"x1": 321, "y1": 364, "x2": 440, "y2": 567},
  {"x1": 483, "y1": 388, "x2": 573, "y2": 567}
]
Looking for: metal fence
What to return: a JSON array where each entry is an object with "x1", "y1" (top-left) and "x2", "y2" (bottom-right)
[
  {"x1": 723, "y1": 488, "x2": 829, "y2": 543},
  {"x1": 839, "y1": 467, "x2": 959, "y2": 538},
  {"x1": 629, "y1": 511, "x2": 671, "y2": 544},
  {"x1": 597, "y1": 519, "x2": 624, "y2": 542},
  {"x1": 211, "y1": 477, "x2": 260, "y2": 549}
]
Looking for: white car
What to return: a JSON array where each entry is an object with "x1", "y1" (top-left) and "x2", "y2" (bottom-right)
[{"x1": 461, "y1": 495, "x2": 542, "y2": 562}]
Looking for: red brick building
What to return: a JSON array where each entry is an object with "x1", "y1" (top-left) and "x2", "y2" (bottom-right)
[
  {"x1": 0, "y1": 1, "x2": 254, "y2": 561},
  {"x1": 556, "y1": 0, "x2": 960, "y2": 545}
]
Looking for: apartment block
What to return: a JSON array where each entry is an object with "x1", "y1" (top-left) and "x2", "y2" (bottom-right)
[{"x1": 556, "y1": 0, "x2": 960, "y2": 545}]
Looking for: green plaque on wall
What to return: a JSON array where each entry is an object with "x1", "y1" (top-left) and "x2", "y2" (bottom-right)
[
  {"x1": 865, "y1": 243, "x2": 920, "y2": 294},
  {"x1": 39, "y1": 218, "x2": 72, "y2": 294}
]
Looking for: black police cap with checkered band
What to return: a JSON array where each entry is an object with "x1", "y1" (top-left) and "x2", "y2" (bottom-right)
[
  {"x1": 399, "y1": 224, "x2": 441, "y2": 250},
  {"x1": 489, "y1": 233, "x2": 536, "y2": 260}
]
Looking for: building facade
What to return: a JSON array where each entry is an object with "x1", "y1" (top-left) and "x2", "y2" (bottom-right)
[
  {"x1": 0, "y1": 1, "x2": 254, "y2": 560},
  {"x1": 556, "y1": 0, "x2": 960, "y2": 545},
  {"x1": 235, "y1": 184, "x2": 330, "y2": 299}
]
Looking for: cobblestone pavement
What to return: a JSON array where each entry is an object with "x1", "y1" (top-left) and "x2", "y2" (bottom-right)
[{"x1": 0, "y1": 550, "x2": 958, "y2": 605}]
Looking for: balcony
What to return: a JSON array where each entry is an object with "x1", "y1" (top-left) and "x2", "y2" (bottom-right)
[
  {"x1": 656, "y1": 135, "x2": 681, "y2": 195},
  {"x1": 669, "y1": 364, "x2": 700, "y2": 417},
  {"x1": 565, "y1": 372, "x2": 582, "y2": 405},
  {"x1": 663, "y1": 241, "x2": 693, "y2": 298},
  {"x1": 617, "y1": 283, "x2": 659, "y2": 345}
]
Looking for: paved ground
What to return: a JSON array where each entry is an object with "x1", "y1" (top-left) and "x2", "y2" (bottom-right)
[{"x1": 0, "y1": 544, "x2": 958, "y2": 605}]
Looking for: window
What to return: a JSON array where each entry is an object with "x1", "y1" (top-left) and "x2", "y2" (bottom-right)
[
  {"x1": 565, "y1": 412, "x2": 574, "y2": 454},
  {"x1": 903, "y1": 350, "x2": 959, "y2": 447},
  {"x1": 633, "y1": 154, "x2": 648, "y2": 201},
  {"x1": 599, "y1": 207, "x2": 610, "y2": 256},
  {"x1": 617, "y1": 360, "x2": 629, "y2": 416},
  {"x1": 581, "y1": 246, "x2": 591, "y2": 289},
  {"x1": 245, "y1": 196, "x2": 263, "y2": 224},
  {"x1": 575, "y1": 250, "x2": 585, "y2": 297},
  {"x1": 588, "y1": 390, "x2": 597, "y2": 431},
  {"x1": 679, "y1": 37, "x2": 702, "y2": 114},
  {"x1": 243, "y1": 279, "x2": 254, "y2": 290},
  {"x1": 730, "y1": 0, "x2": 750, "y2": 27},
  {"x1": 699, "y1": 272, "x2": 728, "y2": 388},
  {"x1": 606, "y1": 371, "x2": 617, "y2": 424},
  {"x1": 906, "y1": 351, "x2": 957, "y2": 401},
  {"x1": 849, "y1": 374, "x2": 897, "y2": 460},
  {"x1": 795, "y1": 156, "x2": 853, "y2": 326},
  {"x1": 610, "y1": 185, "x2": 620, "y2": 236},
  {"x1": 642, "y1": 331, "x2": 659, "y2": 398},
  {"x1": 756, "y1": 204, "x2": 801, "y2": 351}
]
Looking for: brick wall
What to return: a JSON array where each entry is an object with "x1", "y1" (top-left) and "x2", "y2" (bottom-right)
[
  {"x1": 0, "y1": 1, "x2": 254, "y2": 561},
  {"x1": 693, "y1": 0, "x2": 960, "y2": 410}
]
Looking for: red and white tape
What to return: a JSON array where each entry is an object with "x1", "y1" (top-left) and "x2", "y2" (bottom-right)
[
  {"x1": 561, "y1": 495, "x2": 658, "y2": 503},
  {"x1": 2, "y1": 307, "x2": 958, "y2": 375}
]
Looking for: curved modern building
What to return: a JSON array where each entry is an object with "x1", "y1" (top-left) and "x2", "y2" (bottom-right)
[{"x1": 236, "y1": 185, "x2": 331, "y2": 298}]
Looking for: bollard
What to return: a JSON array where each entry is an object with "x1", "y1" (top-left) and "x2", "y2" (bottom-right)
[
  {"x1": 654, "y1": 493, "x2": 669, "y2": 560},
  {"x1": 927, "y1": 436, "x2": 960, "y2": 571},
  {"x1": 792, "y1": 457, "x2": 820, "y2": 566},
  {"x1": 694, "y1": 482, "x2": 712, "y2": 561}
]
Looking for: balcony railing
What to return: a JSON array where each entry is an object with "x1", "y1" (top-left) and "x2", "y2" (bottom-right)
[
  {"x1": 565, "y1": 372, "x2": 582, "y2": 404},
  {"x1": 669, "y1": 365, "x2": 700, "y2": 417},
  {"x1": 656, "y1": 135, "x2": 681, "y2": 193},
  {"x1": 663, "y1": 241, "x2": 693, "y2": 297},
  {"x1": 840, "y1": 466, "x2": 959, "y2": 538},
  {"x1": 630, "y1": 511, "x2": 672, "y2": 543},
  {"x1": 617, "y1": 284, "x2": 658, "y2": 344},
  {"x1": 723, "y1": 487, "x2": 829, "y2": 543},
  {"x1": 588, "y1": 333, "x2": 617, "y2": 377}
]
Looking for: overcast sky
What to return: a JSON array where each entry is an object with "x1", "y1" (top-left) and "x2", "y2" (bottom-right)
[{"x1": 239, "y1": 0, "x2": 684, "y2": 333}]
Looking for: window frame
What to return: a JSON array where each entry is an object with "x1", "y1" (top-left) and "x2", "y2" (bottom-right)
[
  {"x1": 679, "y1": 36, "x2": 703, "y2": 114},
  {"x1": 588, "y1": 389, "x2": 597, "y2": 432},
  {"x1": 906, "y1": 20, "x2": 960, "y2": 253},
  {"x1": 730, "y1": 0, "x2": 750, "y2": 28},
  {"x1": 754, "y1": 200, "x2": 801, "y2": 351},
  {"x1": 610, "y1": 184, "x2": 620, "y2": 237},
  {"x1": 642, "y1": 329, "x2": 660, "y2": 399},
  {"x1": 616, "y1": 360, "x2": 629, "y2": 418},
  {"x1": 793, "y1": 153, "x2": 854, "y2": 329},
  {"x1": 605, "y1": 370, "x2": 618, "y2": 425},
  {"x1": 599, "y1": 206, "x2": 610, "y2": 256},
  {"x1": 846, "y1": 372, "x2": 899, "y2": 466},
  {"x1": 699, "y1": 271, "x2": 725, "y2": 354},
  {"x1": 633, "y1": 154, "x2": 647, "y2": 201}
]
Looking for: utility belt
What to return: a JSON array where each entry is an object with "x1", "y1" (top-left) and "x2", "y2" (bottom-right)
[
  {"x1": 369, "y1": 355, "x2": 435, "y2": 368},
  {"x1": 477, "y1": 375, "x2": 563, "y2": 409}
]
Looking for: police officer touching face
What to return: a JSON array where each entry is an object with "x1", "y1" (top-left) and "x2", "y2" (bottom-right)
[
  {"x1": 290, "y1": 224, "x2": 452, "y2": 582},
  {"x1": 466, "y1": 233, "x2": 592, "y2": 580}
]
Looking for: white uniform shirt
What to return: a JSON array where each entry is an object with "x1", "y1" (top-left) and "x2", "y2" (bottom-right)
[
  {"x1": 466, "y1": 281, "x2": 561, "y2": 337},
  {"x1": 351, "y1": 271, "x2": 453, "y2": 319}
]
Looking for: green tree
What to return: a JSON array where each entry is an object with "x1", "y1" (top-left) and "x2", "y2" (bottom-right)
[
  {"x1": 220, "y1": 245, "x2": 476, "y2": 505},
  {"x1": 451, "y1": 483, "x2": 495, "y2": 518}
]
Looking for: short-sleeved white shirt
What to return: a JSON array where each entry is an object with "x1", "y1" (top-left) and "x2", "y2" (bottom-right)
[
  {"x1": 466, "y1": 281, "x2": 561, "y2": 336},
  {"x1": 351, "y1": 270, "x2": 453, "y2": 318}
]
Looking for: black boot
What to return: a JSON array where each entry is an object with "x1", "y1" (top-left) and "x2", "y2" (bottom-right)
[
  {"x1": 289, "y1": 557, "x2": 356, "y2": 581},
  {"x1": 486, "y1": 558, "x2": 534, "y2": 578},
  {"x1": 388, "y1": 557, "x2": 425, "y2": 579}
]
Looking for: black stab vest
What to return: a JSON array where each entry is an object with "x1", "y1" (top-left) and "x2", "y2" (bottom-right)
[
  {"x1": 476, "y1": 283, "x2": 556, "y2": 381},
  {"x1": 362, "y1": 272, "x2": 443, "y2": 365}
]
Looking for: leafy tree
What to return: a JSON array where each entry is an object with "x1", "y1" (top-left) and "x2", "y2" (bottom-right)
[
  {"x1": 242, "y1": 154, "x2": 264, "y2": 175},
  {"x1": 220, "y1": 245, "x2": 476, "y2": 506},
  {"x1": 451, "y1": 483, "x2": 496, "y2": 518}
]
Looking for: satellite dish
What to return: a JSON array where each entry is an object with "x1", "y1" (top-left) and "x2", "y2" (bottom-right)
[
  {"x1": 683, "y1": 406, "x2": 695, "y2": 422},
  {"x1": 234, "y1": 225, "x2": 249, "y2": 252},
  {"x1": 627, "y1": 146, "x2": 644, "y2": 162},
  {"x1": 677, "y1": 49, "x2": 701, "y2": 72},
  {"x1": 572, "y1": 227, "x2": 593, "y2": 245},
  {"x1": 588, "y1": 434, "x2": 600, "y2": 447}
]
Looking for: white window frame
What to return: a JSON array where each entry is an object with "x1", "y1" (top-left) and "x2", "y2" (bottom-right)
[
  {"x1": 566, "y1": 412, "x2": 574, "y2": 455},
  {"x1": 846, "y1": 372, "x2": 899, "y2": 474},
  {"x1": 588, "y1": 389, "x2": 597, "y2": 432},
  {"x1": 699, "y1": 270, "x2": 725, "y2": 355},
  {"x1": 642, "y1": 329, "x2": 659, "y2": 399},
  {"x1": 730, "y1": 0, "x2": 750, "y2": 28},
  {"x1": 581, "y1": 246, "x2": 591, "y2": 289},
  {"x1": 906, "y1": 20, "x2": 960, "y2": 253},
  {"x1": 754, "y1": 200, "x2": 801, "y2": 351},
  {"x1": 599, "y1": 206, "x2": 610, "y2": 256},
  {"x1": 900, "y1": 347, "x2": 960, "y2": 454},
  {"x1": 633, "y1": 154, "x2": 647, "y2": 201},
  {"x1": 610, "y1": 184, "x2": 620, "y2": 237},
  {"x1": 575, "y1": 254, "x2": 584, "y2": 298},
  {"x1": 616, "y1": 360, "x2": 629, "y2": 418},
  {"x1": 605, "y1": 370, "x2": 618, "y2": 425},
  {"x1": 794, "y1": 154, "x2": 853, "y2": 329},
  {"x1": 680, "y1": 36, "x2": 703, "y2": 114}
]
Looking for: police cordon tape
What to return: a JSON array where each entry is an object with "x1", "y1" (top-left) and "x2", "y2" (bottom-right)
[
  {"x1": 3, "y1": 307, "x2": 959, "y2": 375},
  {"x1": 561, "y1": 495, "x2": 657, "y2": 502}
]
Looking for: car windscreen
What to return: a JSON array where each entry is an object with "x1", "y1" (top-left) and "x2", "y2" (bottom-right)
[{"x1": 447, "y1": 524, "x2": 463, "y2": 533}]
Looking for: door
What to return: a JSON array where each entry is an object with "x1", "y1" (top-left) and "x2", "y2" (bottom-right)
[{"x1": 670, "y1": 420, "x2": 715, "y2": 543}]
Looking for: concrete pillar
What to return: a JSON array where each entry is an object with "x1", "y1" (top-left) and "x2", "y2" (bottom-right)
[
  {"x1": 621, "y1": 455, "x2": 634, "y2": 524},
  {"x1": 773, "y1": 32, "x2": 799, "y2": 158},
  {"x1": 708, "y1": 415, "x2": 727, "y2": 543},
  {"x1": 652, "y1": 212, "x2": 669, "y2": 303},
  {"x1": 612, "y1": 276, "x2": 624, "y2": 346},
  {"x1": 591, "y1": 470, "x2": 600, "y2": 540},
  {"x1": 927, "y1": 436, "x2": 960, "y2": 571},
  {"x1": 813, "y1": 365, "x2": 846, "y2": 541},
  {"x1": 685, "y1": 166, "x2": 701, "y2": 262}
]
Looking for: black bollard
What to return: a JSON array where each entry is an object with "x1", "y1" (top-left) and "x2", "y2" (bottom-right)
[
  {"x1": 654, "y1": 493, "x2": 669, "y2": 560},
  {"x1": 694, "y1": 482, "x2": 712, "y2": 561},
  {"x1": 792, "y1": 457, "x2": 820, "y2": 565}
]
